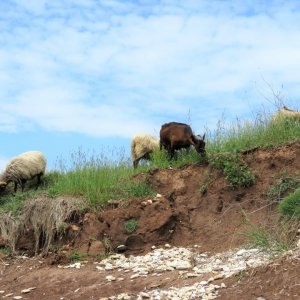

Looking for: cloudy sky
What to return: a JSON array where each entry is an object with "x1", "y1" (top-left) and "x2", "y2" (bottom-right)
[{"x1": 0, "y1": 0, "x2": 300, "y2": 170}]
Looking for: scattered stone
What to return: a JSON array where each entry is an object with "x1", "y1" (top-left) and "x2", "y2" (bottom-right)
[
  {"x1": 297, "y1": 239, "x2": 300, "y2": 248},
  {"x1": 256, "y1": 297, "x2": 266, "y2": 300},
  {"x1": 0, "y1": 291, "x2": 5, "y2": 294},
  {"x1": 106, "y1": 275, "x2": 116, "y2": 281},
  {"x1": 71, "y1": 224, "x2": 80, "y2": 231},
  {"x1": 213, "y1": 274, "x2": 224, "y2": 280},
  {"x1": 147, "y1": 199, "x2": 152, "y2": 204},
  {"x1": 92, "y1": 246, "x2": 271, "y2": 299},
  {"x1": 74, "y1": 288, "x2": 80, "y2": 293},
  {"x1": 13, "y1": 297, "x2": 22, "y2": 300},
  {"x1": 236, "y1": 249, "x2": 247, "y2": 256},
  {"x1": 21, "y1": 289, "x2": 31, "y2": 294},
  {"x1": 116, "y1": 245, "x2": 127, "y2": 253},
  {"x1": 139, "y1": 291, "x2": 150, "y2": 298}
]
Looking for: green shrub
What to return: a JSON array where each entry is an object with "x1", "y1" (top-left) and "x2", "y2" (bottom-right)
[
  {"x1": 69, "y1": 252, "x2": 87, "y2": 262},
  {"x1": 124, "y1": 218, "x2": 139, "y2": 233},
  {"x1": 278, "y1": 188, "x2": 300, "y2": 218},
  {"x1": 267, "y1": 176, "x2": 300, "y2": 203},
  {"x1": 209, "y1": 152, "x2": 255, "y2": 188}
]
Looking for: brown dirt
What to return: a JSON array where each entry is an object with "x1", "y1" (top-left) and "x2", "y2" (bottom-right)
[{"x1": 0, "y1": 141, "x2": 300, "y2": 299}]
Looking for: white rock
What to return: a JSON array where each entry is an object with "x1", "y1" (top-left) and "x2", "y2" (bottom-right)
[
  {"x1": 13, "y1": 297, "x2": 23, "y2": 300},
  {"x1": 0, "y1": 291, "x2": 5, "y2": 294},
  {"x1": 236, "y1": 249, "x2": 247, "y2": 256},
  {"x1": 213, "y1": 274, "x2": 224, "y2": 280},
  {"x1": 106, "y1": 275, "x2": 116, "y2": 281},
  {"x1": 174, "y1": 262, "x2": 191, "y2": 270},
  {"x1": 139, "y1": 291, "x2": 150, "y2": 298}
]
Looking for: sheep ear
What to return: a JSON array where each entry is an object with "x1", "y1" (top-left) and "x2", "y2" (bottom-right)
[{"x1": 202, "y1": 134, "x2": 206, "y2": 140}]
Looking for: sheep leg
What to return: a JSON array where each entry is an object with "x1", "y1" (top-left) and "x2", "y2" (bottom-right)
[
  {"x1": 14, "y1": 181, "x2": 18, "y2": 193},
  {"x1": 36, "y1": 173, "x2": 43, "y2": 189},
  {"x1": 133, "y1": 158, "x2": 140, "y2": 169},
  {"x1": 21, "y1": 179, "x2": 27, "y2": 192}
]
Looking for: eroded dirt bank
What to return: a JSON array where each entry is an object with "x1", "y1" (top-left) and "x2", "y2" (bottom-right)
[{"x1": 0, "y1": 141, "x2": 299, "y2": 299}]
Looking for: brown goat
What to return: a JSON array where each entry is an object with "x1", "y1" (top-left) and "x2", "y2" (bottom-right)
[{"x1": 159, "y1": 122, "x2": 206, "y2": 158}]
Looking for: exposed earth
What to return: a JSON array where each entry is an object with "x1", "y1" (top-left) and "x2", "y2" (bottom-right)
[{"x1": 0, "y1": 141, "x2": 300, "y2": 299}]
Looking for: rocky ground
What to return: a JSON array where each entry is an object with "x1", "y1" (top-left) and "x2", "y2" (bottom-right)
[{"x1": 0, "y1": 141, "x2": 300, "y2": 299}]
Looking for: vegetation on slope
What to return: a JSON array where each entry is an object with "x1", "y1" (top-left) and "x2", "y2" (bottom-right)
[{"x1": 0, "y1": 111, "x2": 299, "y2": 213}]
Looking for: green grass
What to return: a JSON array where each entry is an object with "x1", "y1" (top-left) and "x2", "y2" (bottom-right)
[
  {"x1": 69, "y1": 251, "x2": 88, "y2": 262},
  {"x1": 244, "y1": 215, "x2": 299, "y2": 255},
  {"x1": 0, "y1": 246, "x2": 12, "y2": 256},
  {"x1": 207, "y1": 114, "x2": 300, "y2": 154},
  {"x1": 0, "y1": 109, "x2": 299, "y2": 213},
  {"x1": 245, "y1": 227, "x2": 291, "y2": 254},
  {"x1": 147, "y1": 147, "x2": 206, "y2": 170},
  {"x1": 278, "y1": 188, "x2": 300, "y2": 219},
  {"x1": 47, "y1": 149, "x2": 155, "y2": 209},
  {"x1": 0, "y1": 189, "x2": 44, "y2": 214}
]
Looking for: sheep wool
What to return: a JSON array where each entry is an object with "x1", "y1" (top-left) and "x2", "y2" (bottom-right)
[
  {"x1": 0, "y1": 150, "x2": 47, "y2": 192},
  {"x1": 272, "y1": 106, "x2": 300, "y2": 122},
  {"x1": 131, "y1": 134, "x2": 159, "y2": 168}
]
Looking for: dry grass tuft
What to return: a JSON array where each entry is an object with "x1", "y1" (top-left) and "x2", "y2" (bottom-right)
[{"x1": 0, "y1": 196, "x2": 87, "y2": 254}]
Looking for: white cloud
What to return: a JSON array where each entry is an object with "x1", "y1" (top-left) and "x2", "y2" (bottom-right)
[{"x1": 0, "y1": 0, "x2": 300, "y2": 139}]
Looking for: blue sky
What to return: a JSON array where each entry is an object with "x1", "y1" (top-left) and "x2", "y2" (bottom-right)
[{"x1": 0, "y1": 0, "x2": 300, "y2": 170}]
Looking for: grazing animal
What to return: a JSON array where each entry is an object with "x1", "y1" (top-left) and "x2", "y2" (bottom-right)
[
  {"x1": 272, "y1": 106, "x2": 300, "y2": 122},
  {"x1": 131, "y1": 134, "x2": 159, "y2": 168},
  {"x1": 159, "y1": 122, "x2": 206, "y2": 158},
  {"x1": 0, "y1": 151, "x2": 47, "y2": 193}
]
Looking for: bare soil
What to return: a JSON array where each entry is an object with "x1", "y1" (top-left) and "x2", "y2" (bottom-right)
[{"x1": 1, "y1": 141, "x2": 300, "y2": 299}]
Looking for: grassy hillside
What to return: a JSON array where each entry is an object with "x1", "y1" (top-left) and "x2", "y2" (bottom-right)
[{"x1": 0, "y1": 112, "x2": 299, "y2": 214}]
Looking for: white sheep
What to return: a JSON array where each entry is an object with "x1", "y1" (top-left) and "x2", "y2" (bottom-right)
[
  {"x1": 272, "y1": 106, "x2": 300, "y2": 122},
  {"x1": 0, "y1": 151, "x2": 47, "y2": 193},
  {"x1": 131, "y1": 134, "x2": 159, "y2": 168}
]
